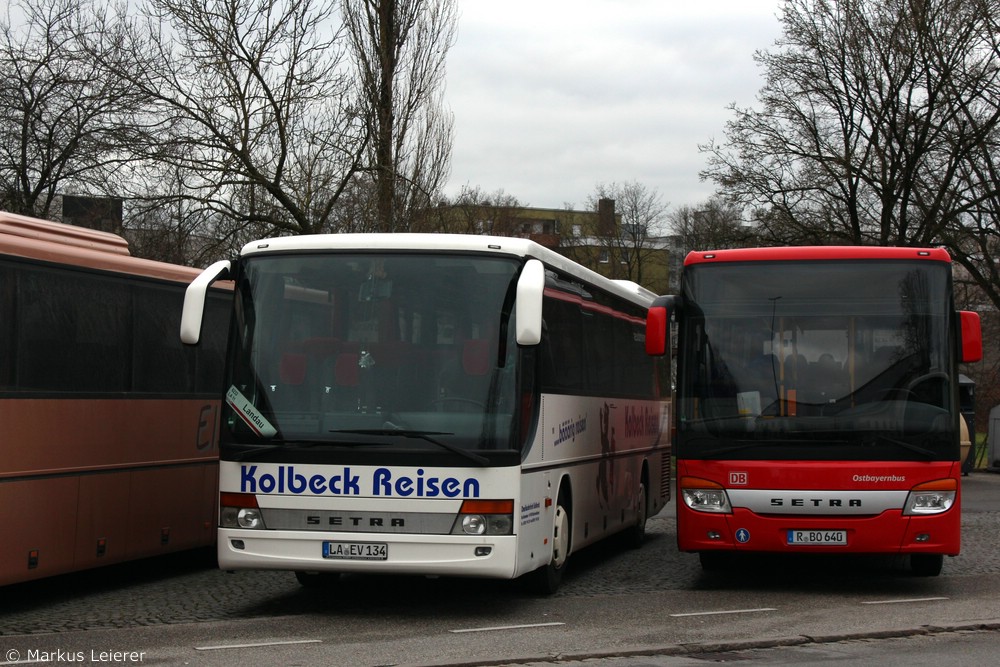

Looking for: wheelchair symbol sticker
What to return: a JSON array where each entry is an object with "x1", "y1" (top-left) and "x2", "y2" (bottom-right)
[{"x1": 735, "y1": 528, "x2": 751, "y2": 543}]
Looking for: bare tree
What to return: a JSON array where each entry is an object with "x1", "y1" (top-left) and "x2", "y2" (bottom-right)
[
  {"x1": 343, "y1": 0, "x2": 456, "y2": 232},
  {"x1": 122, "y1": 156, "x2": 239, "y2": 265},
  {"x1": 89, "y1": 0, "x2": 367, "y2": 238},
  {"x1": 587, "y1": 181, "x2": 669, "y2": 285},
  {"x1": 700, "y1": 0, "x2": 1000, "y2": 254},
  {"x1": 419, "y1": 184, "x2": 523, "y2": 233},
  {"x1": 0, "y1": 0, "x2": 150, "y2": 218},
  {"x1": 937, "y1": 4, "x2": 1000, "y2": 315},
  {"x1": 947, "y1": 128, "x2": 1000, "y2": 312},
  {"x1": 670, "y1": 196, "x2": 755, "y2": 252}
]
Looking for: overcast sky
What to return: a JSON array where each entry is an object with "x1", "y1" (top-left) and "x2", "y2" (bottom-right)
[{"x1": 443, "y1": 1, "x2": 785, "y2": 213}]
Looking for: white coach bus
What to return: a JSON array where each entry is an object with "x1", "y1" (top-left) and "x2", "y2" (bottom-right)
[{"x1": 181, "y1": 233, "x2": 671, "y2": 592}]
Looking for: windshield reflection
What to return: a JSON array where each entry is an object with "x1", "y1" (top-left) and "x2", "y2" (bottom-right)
[
  {"x1": 223, "y1": 253, "x2": 521, "y2": 454},
  {"x1": 677, "y1": 261, "x2": 954, "y2": 458}
]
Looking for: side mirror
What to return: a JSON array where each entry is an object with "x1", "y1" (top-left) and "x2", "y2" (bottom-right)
[
  {"x1": 515, "y1": 259, "x2": 544, "y2": 346},
  {"x1": 180, "y1": 260, "x2": 231, "y2": 345},
  {"x1": 959, "y1": 310, "x2": 982, "y2": 363},
  {"x1": 646, "y1": 295, "x2": 679, "y2": 357}
]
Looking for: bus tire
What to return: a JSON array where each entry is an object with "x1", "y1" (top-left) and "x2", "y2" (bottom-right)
[
  {"x1": 910, "y1": 554, "x2": 943, "y2": 577},
  {"x1": 294, "y1": 570, "x2": 341, "y2": 588},
  {"x1": 530, "y1": 491, "x2": 571, "y2": 595},
  {"x1": 624, "y1": 480, "x2": 647, "y2": 549}
]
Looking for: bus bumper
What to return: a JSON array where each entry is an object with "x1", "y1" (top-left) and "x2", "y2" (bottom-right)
[
  {"x1": 217, "y1": 528, "x2": 520, "y2": 578},
  {"x1": 678, "y1": 507, "x2": 960, "y2": 555}
]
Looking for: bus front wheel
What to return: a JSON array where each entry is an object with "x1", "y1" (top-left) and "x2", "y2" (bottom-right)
[{"x1": 529, "y1": 494, "x2": 571, "y2": 594}]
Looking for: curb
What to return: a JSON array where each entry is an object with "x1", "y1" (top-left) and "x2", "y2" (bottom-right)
[{"x1": 404, "y1": 620, "x2": 1000, "y2": 667}]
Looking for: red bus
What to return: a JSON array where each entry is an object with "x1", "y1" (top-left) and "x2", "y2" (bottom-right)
[
  {"x1": 0, "y1": 211, "x2": 230, "y2": 586},
  {"x1": 645, "y1": 246, "x2": 982, "y2": 576}
]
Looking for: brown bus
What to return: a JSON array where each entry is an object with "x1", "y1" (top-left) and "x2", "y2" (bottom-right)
[{"x1": 0, "y1": 211, "x2": 230, "y2": 586}]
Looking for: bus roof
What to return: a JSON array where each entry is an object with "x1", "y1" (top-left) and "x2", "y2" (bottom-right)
[
  {"x1": 684, "y1": 246, "x2": 951, "y2": 266},
  {"x1": 240, "y1": 232, "x2": 656, "y2": 307},
  {"x1": 0, "y1": 210, "x2": 130, "y2": 255},
  {"x1": 0, "y1": 210, "x2": 204, "y2": 283}
]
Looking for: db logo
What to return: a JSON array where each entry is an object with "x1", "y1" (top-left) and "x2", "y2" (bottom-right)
[{"x1": 729, "y1": 471, "x2": 748, "y2": 486}]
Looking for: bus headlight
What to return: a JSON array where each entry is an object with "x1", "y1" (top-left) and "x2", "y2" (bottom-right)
[
  {"x1": 680, "y1": 477, "x2": 731, "y2": 513},
  {"x1": 461, "y1": 514, "x2": 487, "y2": 535},
  {"x1": 220, "y1": 492, "x2": 266, "y2": 529},
  {"x1": 903, "y1": 479, "x2": 957, "y2": 515},
  {"x1": 237, "y1": 508, "x2": 264, "y2": 529},
  {"x1": 452, "y1": 499, "x2": 514, "y2": 535}
]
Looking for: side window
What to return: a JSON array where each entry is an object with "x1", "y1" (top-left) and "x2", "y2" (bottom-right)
[
  {"x1": 133, "y1": 283, "x2": 194, "y2": 393},
  {"x1": 3, "y1": 259, "x2": 227, "y2": 396},
  {"x1": 539, "y1": 295, "x2": 585, "y2": 393},
  {"x1": 540, "y1": 285, "x2": 659, "y2": 399},
  {"x1": 196, "y1": 291, "x2": 231, "y2": 394},
  {"x1": 584, "y1": 307, "x2": 615, "y2": 394},
  {"x1": 0, "y1": 262, "x2": 13, "y2": 390},
  {"x1": 616, "y1": 315, "x2": 658, "y2": 399},
  {"x1": 18, "y1": 267, "x2": 129, "y2": 392}
]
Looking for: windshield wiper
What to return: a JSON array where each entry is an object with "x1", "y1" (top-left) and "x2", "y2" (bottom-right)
[
  {"x1": 229, "y1": 439, "x2": 350, "y2": 460},
  {"x1": 868, "y1": 435, "x2": 936, "y2": 459},
  {"x1": 331, "y1": 428, "x2": 490, "y2": 467},
  {"x1": 700, "y1": 437, "x2": 850, "y2": 457}
]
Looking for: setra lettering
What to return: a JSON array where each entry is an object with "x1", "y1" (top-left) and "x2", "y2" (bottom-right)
[{"x1": 770, "y1": 497, "x2": 863, "y2": 507}]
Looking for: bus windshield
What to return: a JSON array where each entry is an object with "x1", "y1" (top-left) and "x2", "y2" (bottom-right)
[
  {"x1": 677, "y1": 260, "x2": 955, "y2": 460},
  {"x1": 223, "y1": 253, "x2": 521, "y2": 459}
]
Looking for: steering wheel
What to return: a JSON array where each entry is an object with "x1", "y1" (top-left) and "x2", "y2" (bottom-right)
[{"x1": 906, "y1": 371, "x2": 949, "y2": 392}]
